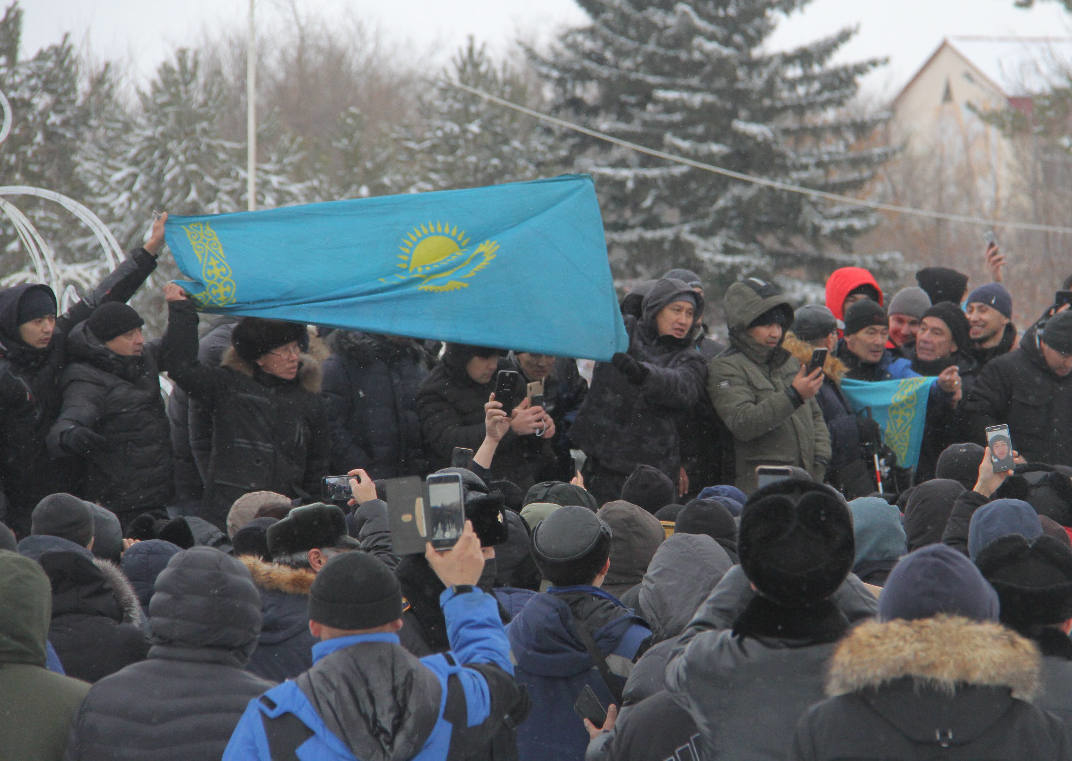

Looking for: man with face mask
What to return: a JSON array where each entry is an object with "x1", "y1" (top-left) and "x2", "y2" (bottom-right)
[
  {"x1": 708, "y1": 278, "x2": 830, "y2": 494},
  {"x1": 0, "y1": 215, "x2": 164, "y2": 535}
]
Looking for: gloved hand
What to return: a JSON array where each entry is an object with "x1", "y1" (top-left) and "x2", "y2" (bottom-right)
[
  {"x1": 611, "y1": 352, "x2": 649, "y2": 385},
  {"x1": 61, "y1": 427, "x2": 107, "y2": 457}
]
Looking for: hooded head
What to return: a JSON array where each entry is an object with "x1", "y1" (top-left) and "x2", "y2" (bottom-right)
[
  {"x1": 0, "y1": 550, "x2": 51, "y2": 666},
  {"x1": 640, "y1": 278, "x2": 704, "y2": 344},
  {"x1": 596, "y1": 500, "x2": 665, "y2": 596},
  {"x1": 724, "y1": 278, "x2": 794, "y2": 360},
  {"x1": 903, "y1": 478, "x2": 965, "y2": 551},
  {"x1": 824, "y1": 267, "x2": 883, "y2": 322},
  {"x1": 149, "y1": 547, "x2": 263, "y2": 665}
]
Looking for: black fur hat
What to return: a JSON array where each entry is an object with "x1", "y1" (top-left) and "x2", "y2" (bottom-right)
[
  {"x1": 739, "y1": 479, "x2": 854, "y2": 607},
  {"x1": 231, "y1": 317, "x2": 306, "y2": 362},
  {"x1": 977, "y1": 534, "x2": 1072, "y2": 628},
  {"x1": 266, "y1": 503, "x2": 359, "y2": 558}
]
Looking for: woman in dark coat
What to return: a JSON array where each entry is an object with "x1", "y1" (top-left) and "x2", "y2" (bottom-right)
[{"x1": 167, "y1": 299, "x2": 331, "y2": 529}]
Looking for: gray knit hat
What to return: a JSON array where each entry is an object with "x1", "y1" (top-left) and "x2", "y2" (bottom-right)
[{"x1": 887, "y1": 287, "x2": 931, "y2": 319}]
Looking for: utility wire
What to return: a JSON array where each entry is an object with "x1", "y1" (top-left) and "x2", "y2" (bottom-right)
[{"x1": 452, "y1": 81, "x2": 1072, "y2": 236}]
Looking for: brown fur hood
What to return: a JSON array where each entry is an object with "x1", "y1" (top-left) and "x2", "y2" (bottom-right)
[
  {"x1": 221, "y1": 346, "x2": 322, "y2": 393},
  {"x1": 784, "y1": 332, "x2": 847, "y2": 382},
  {"x1": 239, "y1": 555, "x2": 316, "y2": 596},
  {"x1": 827, "y1": 615, "x2": 1041, "y2": 701},
  {"x1": 98, "y1": 556, "x2": 146, "y2": 628}
]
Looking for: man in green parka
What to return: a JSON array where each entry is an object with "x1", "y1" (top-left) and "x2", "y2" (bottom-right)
[
  {"x1": 0, "y1": 549, "x2": 89, "y2": 759},
  {"x1": 708, "y1": 278, "x2": 830, "y2": 493}
]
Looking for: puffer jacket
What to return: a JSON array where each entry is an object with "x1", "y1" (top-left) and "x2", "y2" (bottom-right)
[
  {"x1": 961, "y1": 333, "x2": 1072, "y2": 467},
  {"x1": 570, "y1": 279, "x2": 708, "y2": 479},
  {"x1": 240, "y1": 556, "x2": 318, "y2": 682},
  {"x1": 0, "y1": 550, "x2": 90, "y2": 761},
  {"x1": 63, "y1": 547, "x2": 274, "y2": 761},
  {"x1": 708, "y1": 282, "x2": 830, "y2": 494},
  {"x1": 322, "y1": 331, "x2": 432, "y2": 478},
  {"x1": 0, "y1": 248, "x2": 157, "y2": 533},
  {"x1": 47, "y1": 321, "x2": 176, "y2": 515},
  {"x1": 167, "y1": 302, "x2": 331, "y2": 528},
  {"x1": 29, "y1": 540, "x2": 149, "y2": 683},
  {"x1": 791, "y1": 616, "x2": 1070, "y2": 760}
]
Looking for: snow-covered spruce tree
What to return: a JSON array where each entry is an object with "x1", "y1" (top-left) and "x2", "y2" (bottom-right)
[
  {"x1": 0, "y1": 1, "x2": 121, "y2": 283},
  {"x1": 395, "y1": 36, "x2": 565, "y2": 193},
  {"x1": 529, "y1": 1, "x2": 899, "y2": 296}
]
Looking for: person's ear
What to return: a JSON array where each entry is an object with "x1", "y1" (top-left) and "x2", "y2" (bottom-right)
[
  {"x1": 309, "y1": 620, "x2": 323, "y2": 638},
  {"x1": 308, "y1": 548, "x2": 326, "y2": 571}
]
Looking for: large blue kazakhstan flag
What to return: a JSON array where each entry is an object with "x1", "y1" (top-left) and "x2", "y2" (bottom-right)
[
  {"x1": 841, "y1": 377, "x2": 935, "y2": 469},
  {"x1": 163, "y1": 175, "x2": 628, "y2": 360}
]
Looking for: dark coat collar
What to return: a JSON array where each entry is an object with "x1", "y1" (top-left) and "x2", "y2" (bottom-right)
[{"x1": 731, "y1": 594, "x2": 848, "y2": 644}]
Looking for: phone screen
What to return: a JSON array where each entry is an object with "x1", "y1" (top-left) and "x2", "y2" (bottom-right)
[
  {"x1": 756, "y1": 465, "x2": 793, "y2": 489},
  {"x1": 985, "y1": 425, "x2": 1015, "y2": 473},
  {"x1": 425, "y1": 475, "x2": 465, "y2": 549}
]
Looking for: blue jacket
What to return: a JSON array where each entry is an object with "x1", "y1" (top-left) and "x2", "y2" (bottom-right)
[
  {"x1": 224, "y1": 587, "x2": 516, "y2": 761},
  {"x1": 507, "y1": 586, "x2": 651, "y2": 761}
]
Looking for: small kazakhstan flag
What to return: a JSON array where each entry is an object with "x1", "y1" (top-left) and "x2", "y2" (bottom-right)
[
  {"x1": 841, "y1": 377, "x2": 935, "y2": 469},
  {"x1": 164, "y1": 175, "x2": 628, "y2": 360}
]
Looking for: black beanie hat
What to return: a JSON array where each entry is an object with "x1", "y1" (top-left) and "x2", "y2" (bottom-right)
[
  {"x1": 922, "y1": 302, "x2": 972, "y2": 354},
  {"x1": 676, "y1": 498, "x2": 738, "y2": 560},
  {"x1": 977, "y1": 534, "x2": 1072, "y2": 629},
  {"x1": 916, "y1": 266, "x2": 969, "y2": 306},
  {"x1": 266, "y1": 503, "x2": 360, "y2": 558},
  {"x1": 621, "y1": 465, "x2": 676, "y2": 515},
  {"x1": 232, "y1": 517, "x2": 277, "y2": 561},
  {"x1": 16, "y1": 287, "x2": 57, "y2": 326},
  {"x1": 87, "y1": 302, "x2": 144, "y2": 342},
  {"x1": 738, "y1": 479, "x2": 854, "y2": 607},
  {"x1": 936, "y1": 442, "x2": 985, "y2": 490},
  {"x1": 1041, "y1": 310, "x2": 1072, "y2": 355},
  {"x1": 531, "y1": 505, "x2": 612, "y2": 584},
  {"x1": 308, "y1": 551, "x2": 402, "y2": 630},
  {"x1": 231, "y1": 317, "x2": 307, "y2": 362},
  {"x1": 843, "y1": 299, "x2": 888, "y2": 336},
  {"x1": 31, "y1": 493, "x2": 96, "y2": 547}
]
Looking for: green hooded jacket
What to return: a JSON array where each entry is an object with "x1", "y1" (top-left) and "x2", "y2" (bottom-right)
[
  {"x1": 0, "y1": 550, "x2": 89, "y2": 760},
  {"x1": 707, "y1": 280, "x2": 830, "y2": 493}
]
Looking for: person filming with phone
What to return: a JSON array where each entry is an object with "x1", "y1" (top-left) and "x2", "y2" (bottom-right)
[
  {"x1": 224, "y1": 521, "x2": 526, "y2": 761},
  {"x1": 708, "y1": 278, "x2": 830, "y2": 494}
]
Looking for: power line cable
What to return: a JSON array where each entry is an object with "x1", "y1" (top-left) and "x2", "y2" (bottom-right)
[{"x1": 452, "y1": 81, "x2": 1072, "y2": 236}]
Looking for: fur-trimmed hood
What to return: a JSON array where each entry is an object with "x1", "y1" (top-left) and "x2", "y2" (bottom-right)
[
  {"x1": 239, "y1": 555, "x2": 316, "y2": 596},
  {"x1": 97, "y1": 556, "x2": 146, "y2": 628},
  {"x1": 783, "y1": 332, "x2": 847, "y2": 382},
  {"x1": 221, "y1": 346, "x2": 322, "y2": 393},
  {"x1": 827, "y1": 615, "x2": 1041, "y2": 701}
]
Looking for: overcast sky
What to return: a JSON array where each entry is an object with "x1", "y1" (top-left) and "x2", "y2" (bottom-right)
[{"x1": 17, "y1": 0, "x2": 1072, "y2": 99}]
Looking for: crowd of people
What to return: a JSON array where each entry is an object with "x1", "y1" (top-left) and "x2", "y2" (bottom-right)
[{"x1": 3, "y1": 215, "x2": 1072, "y2": 760}]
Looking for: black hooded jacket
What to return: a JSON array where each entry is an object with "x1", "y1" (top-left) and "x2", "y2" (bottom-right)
[
  {"x1": 63, "y1": 546, "x2": 274, "y2": 761},
  {"x1": 570, "y1": 278, "x2": 708, "y2": 478},
  {"x1": 0, "y1": 249, "x2": 157, "y2": 532},
  {"x1": 322, "y1": 331, "x2": 432, "y2": 478}
]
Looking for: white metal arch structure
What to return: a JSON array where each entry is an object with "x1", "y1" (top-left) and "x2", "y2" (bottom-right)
[{"x1": 0, "y1": 87, "x2": 126, "y2": 305}]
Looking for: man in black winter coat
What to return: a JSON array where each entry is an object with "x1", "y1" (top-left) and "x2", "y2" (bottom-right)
[
  {"x1": 322, "y1": 330, "x2": 432, "y2": 478},
  {"x1": 47, "y1": 284, "x2": 187, "y2": 525},
  {"x1": 0, "y1": 216, "x2": 162, "y2": 535},
  {"x1": 962, "y1": 310, "x2": 1072, "y2": 467},
  {"x1": 570, "y1": 278, "x2": 707, "y2": 505},
  {"x1": 63, "y1": 546, "x2": 274, "y2": 761}
]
